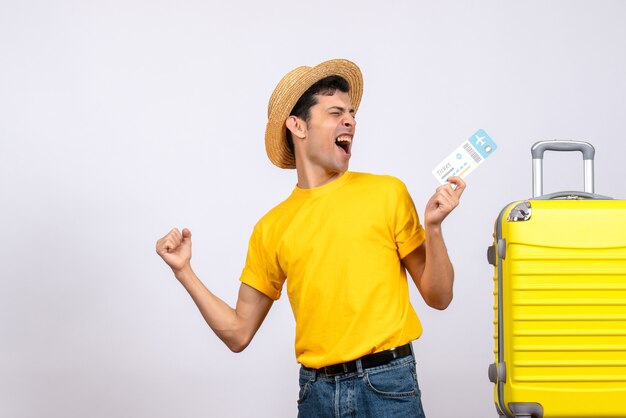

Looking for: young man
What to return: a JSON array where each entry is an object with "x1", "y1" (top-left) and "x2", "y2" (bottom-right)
[{"x1": 156, "y1": 59, "x2": 465, "y2": 417}]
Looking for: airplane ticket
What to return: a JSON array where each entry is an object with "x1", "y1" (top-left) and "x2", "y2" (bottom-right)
[{"x1": 432, "y1": 129, "x2": 497, "y2": 185}]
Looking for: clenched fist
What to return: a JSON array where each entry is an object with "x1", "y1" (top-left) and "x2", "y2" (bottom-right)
[{"x1": 156, "y1": 228, "x2": 192, "y2": 273}]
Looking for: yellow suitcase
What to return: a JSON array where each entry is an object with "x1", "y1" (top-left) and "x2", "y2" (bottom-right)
[{"x1": 488, "y1": 141, "x2": 626, "y2": 418}]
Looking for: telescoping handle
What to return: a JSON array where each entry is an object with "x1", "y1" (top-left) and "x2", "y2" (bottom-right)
[{"x1": 531, "y1": 140, "x2": 595, "y2": 198}]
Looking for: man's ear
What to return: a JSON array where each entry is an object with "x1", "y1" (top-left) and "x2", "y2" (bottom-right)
[{"x1": 285, "y1": 116, "x2": 307, "y2": 140}]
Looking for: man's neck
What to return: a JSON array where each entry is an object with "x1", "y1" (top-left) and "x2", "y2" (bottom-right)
[{"x1": 296, "y1": 166, "x2": 345, "y2": 189}]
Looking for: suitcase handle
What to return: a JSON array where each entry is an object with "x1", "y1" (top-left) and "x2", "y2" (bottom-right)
[{"x1": 531, "y1": 140, "x2": 595, "y2": 197}]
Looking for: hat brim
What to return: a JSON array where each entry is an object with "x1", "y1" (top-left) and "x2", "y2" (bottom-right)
[{"x1": 265, "y1": 59, "x2": 363, "y2": 169}]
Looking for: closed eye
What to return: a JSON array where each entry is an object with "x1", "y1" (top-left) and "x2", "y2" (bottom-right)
[{"x1": 327, "y1": 106, "x2": 356, "y2": 120}]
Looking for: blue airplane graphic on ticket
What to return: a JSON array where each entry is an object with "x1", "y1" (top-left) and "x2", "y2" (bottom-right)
[{"x1": 432, "y1": 129, "x2": 497, "y2": 185}]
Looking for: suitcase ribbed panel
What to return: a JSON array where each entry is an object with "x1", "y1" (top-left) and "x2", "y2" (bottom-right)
[
  {"x1": 509, "y1": 245, "x2": 626, "y2": 389},
  {"x1": 496, "y1": 200, "x2": 626, "y2": 417}
]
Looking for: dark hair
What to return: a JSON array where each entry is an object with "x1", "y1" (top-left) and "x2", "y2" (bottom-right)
[{"x1": 286, "y1": 75, "x2": 350, "y2": 153}]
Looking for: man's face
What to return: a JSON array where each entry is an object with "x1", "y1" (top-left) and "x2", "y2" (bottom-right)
[{"x1": 300, "y1": 91, "x2": 356, "y2": 175}]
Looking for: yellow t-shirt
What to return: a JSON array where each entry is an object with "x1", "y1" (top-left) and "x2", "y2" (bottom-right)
[{"x1": 240, "y1": 171, "x2": 426, "y2": 368}]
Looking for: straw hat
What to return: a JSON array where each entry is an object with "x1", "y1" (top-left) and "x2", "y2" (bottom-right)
[{"x1": 265, "y1": 59, "x2": 363, "y2": 169}]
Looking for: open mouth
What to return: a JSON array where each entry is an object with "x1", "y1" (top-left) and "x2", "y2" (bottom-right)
[{"x1": 335, "y1": 135, "x2": 352, "y2": 154}]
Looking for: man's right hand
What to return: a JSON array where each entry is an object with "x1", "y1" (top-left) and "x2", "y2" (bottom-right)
[{"x1": 156, "y1": 228, "x2": 192, "y2": 273}]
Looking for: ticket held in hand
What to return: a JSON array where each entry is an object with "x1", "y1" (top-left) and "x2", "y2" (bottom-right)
[{"x1": 432, "y1": 129, "x2": 497, "y2": 185}]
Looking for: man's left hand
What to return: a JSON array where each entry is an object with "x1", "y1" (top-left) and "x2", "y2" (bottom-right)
[{"x1": 424, "y1": 176, "x2": 466, "y2": 228}]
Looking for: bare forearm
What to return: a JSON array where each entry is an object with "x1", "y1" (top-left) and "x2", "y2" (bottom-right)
[
  {"x1": 420, "y1": 226, "x2": 454, "y2": 309},
  {"x1": 406, "y1": 177, "x2": 464, "y2": 310},
  {"x1": 174, "y1": 266, "x2": 249, "y2": 352},
  {"x1": 157, "y1": 228, "x2": 272, "y2": 352}
]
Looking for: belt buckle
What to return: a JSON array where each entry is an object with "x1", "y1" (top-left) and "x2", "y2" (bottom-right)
[{"x1": 325, "y1": 362, "x2": 349, "y2": 377}]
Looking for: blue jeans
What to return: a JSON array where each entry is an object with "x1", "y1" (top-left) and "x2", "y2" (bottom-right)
[{"x1": 297, "y1": 354, "x2": 426, "y2": 418}]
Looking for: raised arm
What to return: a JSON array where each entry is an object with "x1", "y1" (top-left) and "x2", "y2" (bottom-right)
[
  {"x1": 402, "y1": 177, "x2": 466, "y2": 310},
  {"x1": 156, "y1": 228, "x2": 273, "y2": 352}
]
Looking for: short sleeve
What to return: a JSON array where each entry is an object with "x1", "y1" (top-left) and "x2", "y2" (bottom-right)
[
  {"x1": 394, "y1": 180, "x2": 426, "y2": 259},
  {"x1": 239, "y1": 222, "x2": 286, "y2": 301}
]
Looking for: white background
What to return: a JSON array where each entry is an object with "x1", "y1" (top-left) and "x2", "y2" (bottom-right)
[{"x1": 2, "y1": 1, "x2": 626, "y2": 417}]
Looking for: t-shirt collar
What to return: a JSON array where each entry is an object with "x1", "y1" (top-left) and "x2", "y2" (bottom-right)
[{"x1": 291, "y1": 171, "x2": 352, "y2": 198}]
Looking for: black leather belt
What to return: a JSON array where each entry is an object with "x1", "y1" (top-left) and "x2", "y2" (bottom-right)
[{"x1": 316, "y1": 343, "x2": 413, "y2": 377}]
